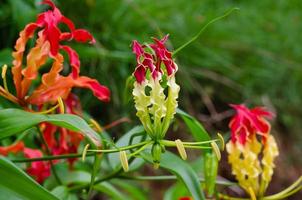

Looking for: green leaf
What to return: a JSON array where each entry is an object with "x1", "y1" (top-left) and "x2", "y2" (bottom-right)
[
  {"x1": 0, "y1": 48, "x2": 13, "y2": 66},
  {"x1": 94, "y1": 182, "x2": 129, "y2": 200},
  {"x1": 164, "y1": 181, "x2": 189, "y2": 200},
  {"x1": 112, "y1": 180, "x2": 148, "y2": 200},
  {"x1": 176, "y1": 108, "x2": 211, "y2": 153},
  {"x1": 0, "y1": 156, "x2": 59, "y2": 200},
  {"x1": 0, "y1": 109, "x2": 101, "y2": 147},
  {"x1": 141, "y1": 151, "x2": 205, "y2": 200},
  {"x1": 8, "y1": 0, "x2": 36, "y2": 29},
  {"x1": 51, "y1": 186, "x2": 69, "y2": 200}
]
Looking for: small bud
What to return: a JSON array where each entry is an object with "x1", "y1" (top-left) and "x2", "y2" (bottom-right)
[
  {"x1": 119, "y1": 151, "x2": 129, "y2": 172},
  {"x1": 175, "y1": 139, "x2": 187, "y2": 160},
  {"x1": 82, "y1": 144, "x2": 90, "y2": 162},
  {"x1": 211, "y1": 141, "x2": 221, "y2": 161},
  {"x1": 151, "y1": 143, "x2": 162, "y2": 166}
]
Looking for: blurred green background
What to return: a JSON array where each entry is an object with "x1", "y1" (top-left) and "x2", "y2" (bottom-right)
[{"x1": 0, "y1": 0, "x2": 301, "y2": 198}]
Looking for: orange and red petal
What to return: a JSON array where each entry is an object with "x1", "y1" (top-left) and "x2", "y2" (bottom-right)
[{"x1": 0, "y1": 141, "x2": 25, "y2": 156}]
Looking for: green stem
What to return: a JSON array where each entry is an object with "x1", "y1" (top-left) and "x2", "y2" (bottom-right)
[
  {"x1": 183, "y1": 145, "x2": 213, "y2": 149},
  {"x1": 218, "y1": 193, "x2": 249, "y2": 200},
  {"x1": 87, "y1": 140, "x2": 151, "y2": 153},
  {"x1": 129, "y1": 142, "x2": 152, "y2": 157},
  {"x1": 161, "y1": 140, "x2": 214, "y2": 149},
  {"x1": 263, "y1": 176, "x2": 302, "y2": 200},
  {"x1": 12, "y1": 152, "x2": 96, "y2": 163},
  {"x1": 173, "y1": 7, "x2": 239, "y2": 56},
  {"x1": 118, "y1": 175, "x2": 236, "y2": 186},
  {"x1": 267, "y1": 185, "x2": 302, "y2": 200},
  {"x1": 161, "y1": 139, "x2": 218, "y2": 146}
]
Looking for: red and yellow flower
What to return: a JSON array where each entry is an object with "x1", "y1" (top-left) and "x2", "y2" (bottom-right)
[
  {"x1": 226, "y1": 104, "x2": 279, "y2": 197},
  {"x1": 9, "y1": 0, "x2": 110, "y2": 106},
  {"x1": 132, "y1": 35, "x2": 180, "y2": 140}
]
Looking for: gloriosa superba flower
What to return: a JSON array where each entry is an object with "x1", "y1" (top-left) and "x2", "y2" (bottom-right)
[
  {"x1": 0, "y1": 0, "x2": 110, "y2": 183},
  {"x1": 2, "y1": 0, "x2": 110, "y2": 106},
  {"x1": 226, "y1": 104, "x2": 279, "y2": 198},
  {"x1": 132, "y1": 35, "x2": 180, "y2": 140}
]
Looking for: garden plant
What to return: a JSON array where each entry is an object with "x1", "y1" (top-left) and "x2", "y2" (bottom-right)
[{"x1": 0, "y1": 1, "x2": 301, "y2": 200}]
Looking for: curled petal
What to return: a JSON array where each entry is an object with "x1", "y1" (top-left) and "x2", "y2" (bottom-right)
[
  {"x1": 0, "y1": 142, "x2": 24, "y2": 156},
  {"x1": 133, "y1": 64, "x2": 146, "y2": 84},
  {"x1": 229, "y1": 104, "x2": 273, "y2": 145},
  {"x1": 72, "y1": 29, "x2": 95, "y2": 44},
  {"x1": 61, "y1": 45, "x2": 80, "y2": 78},
  {"x1": 12, "y1": 23, "x2": 40, "y2": 98},
  {"x1": 27, "y1": 76, "x2": 73, "y2": 105},
  {"x1": 132, "y1": 40, "x2": 144, "y2": 59},
  {"x1": 27, "y1": 75, "x2": 110, "y2": 105},
  {"x1": 74, "y1": 76, "x2": 110, "y2": 102}
]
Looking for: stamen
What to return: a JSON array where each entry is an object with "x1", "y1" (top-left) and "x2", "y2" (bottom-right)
[
  {"x1": 35, "y1": 104, "x2": 59, "y2": 114},
  {"x1": 217, "y1": 133, "x2": 225, "y2": 151},
  {"x1": 57, "y1": 97, "x2": 65, "y2": 114},
  {"x1": 119, "y1": 151, "x2": 129, "y2": 172},
  {"x1": 211, "y1": 141, "x2": 221, "y2": 161},
  {"x1": 82, "y1": 144, "x2": 90, "y2": 162},
  {"x1": 175, "y1": 139, "x2": 187, "y2": 160},
  {"x1": 248, "y1": 187, "x2": 256, "y2": 200},
  {"x1": 90, "y1": 119, "x2": 103, "y2": 132},
  {"x1": 1, "y1": 64, "x2": 9, "y2": 92}
]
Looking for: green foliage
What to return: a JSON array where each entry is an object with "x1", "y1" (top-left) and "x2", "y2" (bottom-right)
[
  {"x1": 0, "y1": 109, "x2": 101, "y2": 147},
  {"x1": 0, "y1": 156, "x2": 59, "y2": 200},
  {"x1": 141, "y1": 151, "x2": 206, "y2": 200}
]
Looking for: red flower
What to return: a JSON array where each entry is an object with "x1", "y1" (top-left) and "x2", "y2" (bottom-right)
[
  {"x1": 24, "y1": 148, "x2": 51, "y2": 183},
  {"x1": 11, "y1": 0, "x2": 110, "y2": 105},
  {"x1": 229, "y1": 104, "x2": 273, "y2": 145},
  {"x1": 132, "y1": 35, "x2": 177, "y2": 84},
  {"x1": 40, "y1": 94, "x2": 84, "y2": 167}
]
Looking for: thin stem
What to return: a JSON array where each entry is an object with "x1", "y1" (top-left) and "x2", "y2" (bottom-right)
[
  {"x1": 38, "y1": 128, "x2": 62, "y2": 184},
  {"x1": 12, "y1": 152, "x2": 96, "y2": 163},
  {"x1": 173, "y1": 7, "x2": 239, "y2": 56},
  {"x1": 87, "y1": 140, "x2": 151, "y2": 153},
  {"x1": 128, "y1": 142, "x2": 152, "y2": 157},
  {"x1": 218, "y1": 193, "x2": 249, "y2": 200},
  {"x1": 118, "y1": 175, "x2": 236, "y2": 186},
  {"x1": 183, "y1": 145, "x2": 213, "y2": 149},
  {"x1": 267, "y1": 185, "x2": 302, "y2": 200},
  {"x1": 263, "y1": 176, "x2": 302, "y2": 200},
  {"x1": 161, "y1": 139, "x2": 218, "y2": 146}
]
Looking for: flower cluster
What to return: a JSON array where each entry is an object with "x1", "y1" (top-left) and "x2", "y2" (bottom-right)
[
  {"x1": 11, "y1": 0, "x2": 110, "y2": 105},
  {"x1": 132, "y1": 35, "x2": 180, "y2": 140},
  {"x1": 0, "y1": 0, "x2": 110, "y2": 183},
  {"x1": 226, "y1": 104, "x2": 279, "y2": 197}
]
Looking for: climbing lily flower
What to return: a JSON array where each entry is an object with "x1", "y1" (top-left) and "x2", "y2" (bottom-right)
[
  {"x1": 10, "y1": 0, "x2": 109, "y2": 106},
  {"x1": 132, "y1": 35, "x2": 180, "y2": 140},
  {"x1": 226, "y1": 104, "x2": 279, "y2": 197}
]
